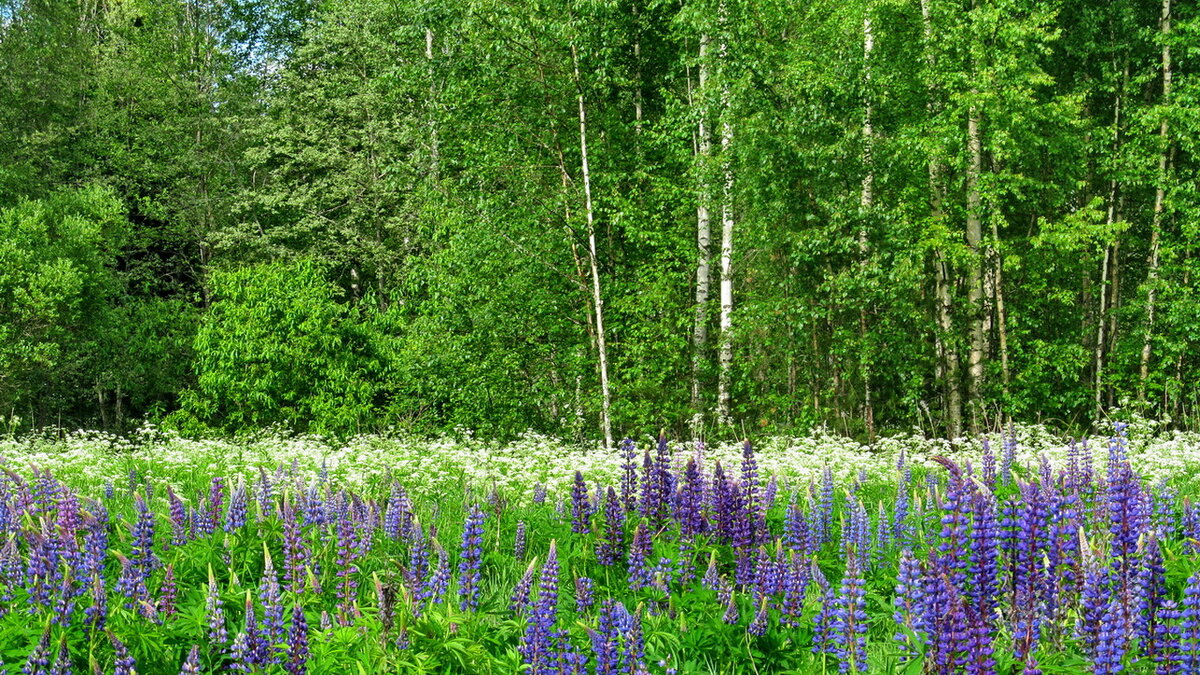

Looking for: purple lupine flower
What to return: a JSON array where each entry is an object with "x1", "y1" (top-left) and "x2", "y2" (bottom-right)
[
  {"x1": 286, "y1": 604, "x2": 309, "y2": 675},
  {"x1": 740, "y1": 441, "x2": 762, "y2": 543},
  {"x1": 981, "y1": 438, "x2": 996, "y2": 487},
  {"x1": 511, "y1": 557, "x2": 538, "y2": 614},
  {"x1": 457, "y1": 505, "x2": 485, "y2": 612},
  {"x1": 532, "y1": 484, "x2": 547, "y2": 505},
  {"x1": 1136, "y1": 533, "x2": 1168, "y2": 662},
  {"x1": 84, "y1": 575, "x2": 107, "y2": 634},
  {"x1": 783, "y1": 497, "x2": 806, "y2": 553},
  {"x1": 423, "y1": 539, "x2": 450, "y2": 606},
  {"x1": 166, "y1": 486, "x2": 189, "y2": 549},
  {"x1": 225, "y1": 478, "x2": 248, "y2": 532},
  {"x1": 334, "y1": 506, "x2": 361, "y2": 624},
  {"x1": 893, "y1": 549, "x2": 925, "y2": 659},
  {"x1": 384, "y1": 483, "x2": 409, "y2": 541},
  {"x1": 722, "y1": 584, "x2": 740, "y2": 625},
  {"x1": 571, "y1": 471, "x2": 591, "y2": 535},
  {"x1": 747, "y1": 597, "x2": 768, "y2": 636},
  {"x1": 129, "y1": 493, "x2": 157, "y2": 580},
  {"x1": 811, "y1": 574, "x2": 836, "y2": 656},
  {"x1": 968, "y1": 489, "x2": 999, "y2": 620},
  {"x1": 575, "y1": 576, "x2": 595, "y2": 614},
  {"x1": 1180, "y1": 572, "x2": 1200, "y2": 672},
  {"x1": 48, "y1": 638, "x2": 69, "y2": 675},
  {"x1": 22, "y1": 627, "x2": 51, "y2": 675},
  {"x1": 520, "y1": 540, "x2": 561, "y2": 672},
  {"x1": 259, "y1": 554, "x2": 285, "y2": 658},
  {"x1": 627, "y1": 523, "x2": 653, "y2": 590},
  {"x1": 109, "y1": 632, "x2": 136, "y2": 675},
  {"x1": 514, "y1": 520, "x2": 528, "y2": 560},
  {"x1": 619, "y1": 439, "x2": 639, "y2": 511},
  {"x1": 702, "y1": 552, "x2": 720, "y2": 591},
  {"x1": 405, "y1": 524, "x2": 429, "y2": 596},
  {"x1": 1000, "y1": 432, "x2": 1017, "y2": 485},
  {"x1": 678, "y1": 458, "x2": 707, "y2": 540},
  {"x1": 205, "y1": 567, "x2": 227, "y2": 645},
  {"x1": 818, "y1": 466, "x2": 835, "y2": 544},
  {"x1": 780, "y1": 550, "x2": 810, "y2": 627},
  {"x1": 228, "y1": 632, "x2": 251, "y2": 673},
  {"x1": 255, "y1": 468, "x2": 275, "y2": 521},
  {"x1": 872, "y1": 501, "x2": 890, "y2": 566},
  {"x1": 1155, "y1": 599, "x2": 1183, "y2": 674},
  {"x1": 281, "y1": 497, "x2": 311, "y2": 595},
  {"x1": 159, "y1": 563, "x2": 178, "y2": 618},
  {"x1": 1094, "y1": 598, "x2": 1128, "y2": 675},
  {"x1": 831, "y1": 550, "x2": 868, "y2": 673},
  {"x1": 1182, "y1": 499, "x2": 1200, "y2": 554},
  {"x1": 180, "y1": 646, "x2": 201, "y2": 675},
  {"x1": 597, "y1": 487, "x2": 625, "y2": 566}
]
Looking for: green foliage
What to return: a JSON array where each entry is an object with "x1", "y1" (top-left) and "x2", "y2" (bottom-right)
[{"x1": 178, "y1": 259, "x2": 383, "y2": 435}]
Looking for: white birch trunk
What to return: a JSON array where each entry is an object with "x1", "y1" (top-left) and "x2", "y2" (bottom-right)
[
  {"x1": 715, "y1": 23, "x2": 735, "y2": 427},
  {"x1": 1140, "y1": 0, "x2": 1172, "y2": 400},
  {"x1": 859, "y1": 11, "x2": 876, "y2": 440},
  {"x1": 572, "y1": 44, "x2": 614, "y2": 451},
  {"x1": 691, "y1": 34, "x2": 713, "y2": 430}
]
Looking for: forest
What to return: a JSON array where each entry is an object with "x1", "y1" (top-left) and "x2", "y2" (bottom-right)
[{"x1": 1, "y1": 0, "x2": 1197, "y2": 442}]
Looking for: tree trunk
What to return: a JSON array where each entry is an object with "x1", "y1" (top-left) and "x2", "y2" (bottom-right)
[
  {"x1": 922, "y1": 0, "x2": 961, "y2": 438},
  {"x1": 965, "y1": 98, "x2": 985, "y2": 433},
  {"x1": 1139, "y1": 0, "x2": 1172, "y2": 402},
  {"x1": 1096, "y1": 67, "x2": 1125, "y2": 418},
  {"x1": 989, "y1": 216, "x2": 1011, "y2": 416},
  {"x1": 572, "y1": 44, "x2": 613, "y2": 451},
  {"x1": 691, "y1": 34, "x2": 713, "y2": 431},
  {"x1": 859, "y1": 10, "x2": 876, "y2": 441},
  {"x1": 426, "y1": 27, "x2": 439, "y2": 182},
  {"x1": 715, "y1": 36, "x2": 735, "y2": 428}
]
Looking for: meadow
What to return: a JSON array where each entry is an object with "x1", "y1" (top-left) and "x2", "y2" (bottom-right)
[{"x1": 0, "y1": 422, "x2": 1198, "y2": 673}]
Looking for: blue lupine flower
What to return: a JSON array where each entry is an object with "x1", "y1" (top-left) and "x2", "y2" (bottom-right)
[
  {"x1": 831, "y1": 550, "x2": 868, "y2": 673},
  {"x1": 575, "y1": 576, "x2": 594, "y2": 614},
  {"x1": 179, "y1": 645, "x2": 201, "y2": 675},
  {"x1": 571, "y1": 471, "x2": 591, "y2": 535},
  {"x1": 286, "y1": 604, "x2": 309, "y2": 675},
  {"x1": 458, "y1": 504, "x2": 485, "y2": 611}
]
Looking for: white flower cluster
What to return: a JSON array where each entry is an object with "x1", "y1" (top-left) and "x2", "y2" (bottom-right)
[{"x1": 0, "y1": 420, "x2": 1196, "y2": 498}]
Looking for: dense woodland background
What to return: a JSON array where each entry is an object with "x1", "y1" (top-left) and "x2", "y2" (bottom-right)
[{"x1": 0, "y1": 0, "x2": 1197, "y2": 442}]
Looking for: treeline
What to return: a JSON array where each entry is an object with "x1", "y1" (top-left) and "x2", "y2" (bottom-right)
[{"x1": 0, "y1": 0, "x2": 1197, "y2": 441}]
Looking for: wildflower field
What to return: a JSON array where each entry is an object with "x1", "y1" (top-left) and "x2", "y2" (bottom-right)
[{"x1": 1, "y1": 423, "x2": 1199, "y2": 674}]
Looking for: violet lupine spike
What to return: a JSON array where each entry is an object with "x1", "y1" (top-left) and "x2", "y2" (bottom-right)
[
  {"x1": 179, "y1": 645, "x2": 201, "y2": 675},
  {"x1": 225, "y1": 477, "x2": 248, "y2": 532},
  {"x1": 520, "y1": 540, "x2": 561, "y2": 673},
  {"x1": 570, "y1": 471, "x2": 591, "y2": 535},
  {"x1": 109, "y1": 632, "x2": 137, "y2": 675},
  {"x1": 510, "y1": 557, "x2": 538, "y2": 614},
  {"x1": 831, "y1": 550, "x2": 868, "y2": 674},
  {"x1": 893, "y1": 549, "x2": 925, "y2": 659},
  {"x1": 457, "y1": 505, "x2": 485, "y2": 612},
  {"x1": 679, "y1": 458, "x2": 707, "y2": 540},
  {"x1": 1094, "y1": 598, "x2": 1128, "y2": 675},
  {"x1": 722, "y1": 585, "x2": 740, "y2": 625},
  {"x1": 166, "y1": 486, "x2": 188, "y2": 549},
  {"x1": 780, "y1": 550, "x2": 810, "y2": 628},
  {"x1": 747, "y1": 596, "x2": 769, "y2": 636},
  {"x1": 334, "y1": 505, "x2": 361, "y2": 624},
  {"x1": 783, "y1": 497, "x2": 806, "y2": 553},
  {"x1": 23, "y1": 627, "x2": 51, "y2": 675},
  {"x1": 701, "y1": 552, "x2": 720, "y2": 591},
  {"x1": 575, "y1": 576, "x2": 594, "y2": 614},
  {"x1": 48, "y1": 638, "x2": 69, "y2": 675},
  {"x1": 514, "y1": 520, "x2": 528, "y2": 560},
  {"x1": 259, "y1": 552, "x2": 286, "y2": 658},
  {"x1": 981, "y1": 438, "x2": 996, "y2": 487},
  {"x1": 84, "y1": 575, "x2": 107, "y2": 635},
  {"x1": 627, "y1": 523, "x2": 653, "y2": 591},
  {"x1": 1180, "y1": 572, "x2": 1200, "y2": 672},
  {"x1": 406, "y1": 524, "x2": 430, "y2": 597},
  {"x1": 619, "y1": 439, "x2": 638, "y2": 511},
  {"x1": 205, "y1": 566, "x2": 227, "y2": 645},
  {"x1": 424, "y1": 539, "x2": 450, "y2": 606},
  {"x1": 286, "y1": 604, "x2": 309, "y2": 675},
  {"x1": 383, "y1": 482, "x2": 407, "y2": 541},
  {"x1": 281, "y1": 496, "x2": 310, "y2": 595},
  {"x1": 740, "y1": 441, "x2": 762, "y2": 543},
  {"x1": 1136, "y1": 533, "x2": 1168, "y2": 661},
  {"x1": 597, "y1": 488, "x2": 624, "y2": 566},
  {"x1": 159, "y1": 563, "x2": 178, "y2": 618},
  {"x1": 228, "y1": 632, "x2": 251, "y2": 673}
]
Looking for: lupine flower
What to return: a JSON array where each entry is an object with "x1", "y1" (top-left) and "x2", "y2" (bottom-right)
[
  {"x1": 619, "y1": 439, "x2": 639, "y2": 511},
  {"x1": 286, "y1": 604, "x2": 309, "y2": 675},
  {"x1": 510, "y1": 557, "x2": 538, "y2": 614},
  {"x1": 747, "y1": 596, "x2": 768, "y2": 636},
  {"x1": 204, "y1": 567, "x2": 227, "y2": 645},
  {"x1": 893, "y1": 549, "x2": 925, "y2": 658},
  {"x1": 514, "y1": 520, "x2": 528, "y2": 560},
  {"x1": 701, "y1": 552, "x2": 720, "y2": 591},
  {"x1": 179, "y1": 646, "x2": 200, "y2": 675},
  {"x1": 781, "y1": 551, "x2": 810, "y2": 627},
  {"x1": 520, "y1": 540, "x2": 561, "y2": 673},
  {"x1": 225, "y1": 478, "x2": 248, "y2": 532},
  {"x1": 259, "y1": 552, "x2": 285, "y2": 658},
  {"x1": 457, "y1": 505, "x2": 485, "y2": 612},
  {"x1": 831, "y1": 550, "x2": 868, "y2": 673},
  {"x1": 571, "y1": 471, "x2": 591, "y2": 535},
  {"x1": 424, "y1": 539, "x2": 450, "y2": 606},
  {"x1": 23, "y1": 627, "x2": 51, "y2": 675},
  {"x1": 1180, "y1": 571, "x2": 1200, "y2": 672},
  {"x1": 47, "y1": 638, "x2": 69, "y2": 675},
  {"x1": 575, "y1": 576, "x2": 594, "y2": 614},
  {"x1": 597, "y1": 487, "x2": 625, "y2": 566},
  {"x1": 627, "y1": 523, "x2": 653, "y2": 590},
  {"x1": 158, "y1": 563, "x2": 178, "y2": 618},
  {"x1": 109, "y1": 632, "x2": 137, "y2": 675},
  {"x1": 228, "y1": 632, "x2": 251, "y2": 673},
  {"x1": 1094, "y1": 598, "x2": 1128, "y2": 675},
  {"x1": 166, "y1": 486, "x2": 188, "y2": 549}
]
